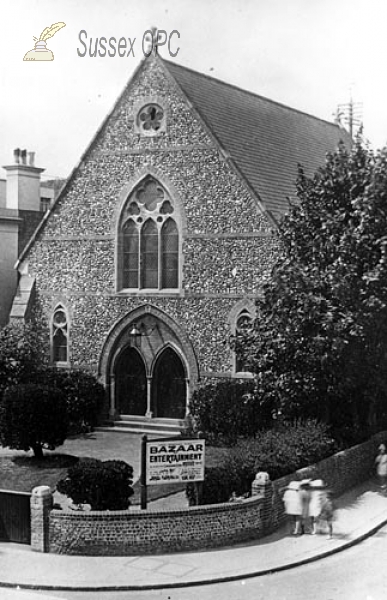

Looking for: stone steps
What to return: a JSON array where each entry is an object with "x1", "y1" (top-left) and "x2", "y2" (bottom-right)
[{"x1": 96, "y1": 415, "x2": 185, "y2": 438}]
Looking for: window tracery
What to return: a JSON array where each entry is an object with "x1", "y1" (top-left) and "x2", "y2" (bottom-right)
[{"x1": 119, "y1": 176, "x2": 179, "y2": 291}]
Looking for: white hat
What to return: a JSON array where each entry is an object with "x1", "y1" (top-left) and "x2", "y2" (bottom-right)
[
  {"x1": 310, "y1": 479, "x2": 325, "y2": 488},
  {"x1": 300, "y1": 478, "x2": 312, "y2": 487},
  {"x1": 287, "y1": 481, "x2": 300, "y2": 490}
]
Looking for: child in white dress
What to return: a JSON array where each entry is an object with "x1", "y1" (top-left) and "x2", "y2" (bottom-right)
[
  {"x1": 283, "y1": 481, "x2": 302, "y2": 535},
  {"x1": 309, "y1": 479, "x2": 326, "y2": 534}
]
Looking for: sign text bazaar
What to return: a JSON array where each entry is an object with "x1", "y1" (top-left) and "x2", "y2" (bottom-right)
[{"x1": 145, "y1": 439, "x2": 205, "y2": 486}]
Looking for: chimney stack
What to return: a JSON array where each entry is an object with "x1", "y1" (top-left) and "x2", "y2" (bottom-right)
[
  {"x1": 13, "y1": 148, "x2": 20, "y2": 164},
  {"x1": 3, "y1": 149, "x2": 45, "y2": 211}
]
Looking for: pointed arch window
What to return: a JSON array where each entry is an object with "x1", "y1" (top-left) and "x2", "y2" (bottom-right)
[
  {"x1": 161, "y1": 219, "x2": 179, "y2": 288},
  {"x1": 235, "y1": 309, "x2": 253, "y2": 374},
  {"x1": 119, "y1": 177, "x2": 180, "y2": 291},
  {"x1": 123, "y1": 220, "x2": 139, "y2": 289},
  {"x1": 52, "y1": 305, "x2": 69, "y2": 364}
]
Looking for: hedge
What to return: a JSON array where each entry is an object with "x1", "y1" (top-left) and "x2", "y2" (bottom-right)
[{"x1": 187, "y1": 419, "x2": 337, "y2": 505}]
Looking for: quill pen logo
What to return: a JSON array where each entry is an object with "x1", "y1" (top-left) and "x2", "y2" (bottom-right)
[{"x1": 23, "y1": 22, "x2": 66, "y2": 61}]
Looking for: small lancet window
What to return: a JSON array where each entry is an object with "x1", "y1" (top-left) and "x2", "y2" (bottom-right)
[
  {"x1": 235, "y1": 309, "x2": 253, "y2": 373},
  {"x1": 52, "y1": 306, "x2": 68, "y2": 363}
]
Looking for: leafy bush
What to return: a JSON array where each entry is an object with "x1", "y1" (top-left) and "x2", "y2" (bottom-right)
[
  {"x1": 0, "y1": 384, "x2": 69, "y2": 458},
  {"x1": 231, "y1": 419, "x2": 337, "y2": 480},
  {"x1": 0, "y1": 322, "x2": 104, "y2": 434},
  {"x1": 187, "y1": 460, "x2": 253, "y2": 506},
  {"x1": 0, "y1": 323, "x2": 45, "y2": 398},
  {"x1": 189, "y1": 379, "x2": 265, "y2": 444},
  {"x1": 187, "y1": 419, "x2": 337, "y2": 505},
  {"x1": 32, "y1": 368, "x2": 104, "y2": 432},
  {"x1": 57, "y1": 458, "x2": 134, "y2": 510}
]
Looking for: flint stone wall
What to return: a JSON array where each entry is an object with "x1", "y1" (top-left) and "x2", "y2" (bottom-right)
[{"x1": 25, "y1": 56, "x2": 278, "y2": 378}]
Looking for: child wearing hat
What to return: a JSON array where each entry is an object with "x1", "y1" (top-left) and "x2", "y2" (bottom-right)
[
  {"x1": 375, "y1": 443, "x2": 387, "y2": 490},
  {"x1": 298, "y1": 479, "x2": 312, "y2": 534},
  {"x1": 320, "y1": 489, "x2": 335, "y2": 539},
  {"x1": 283, "y1": 481, "x2": 303, "y2": 535},
  {"x1": 309, "y1": 479, "x2": 326, "y2": 534}
]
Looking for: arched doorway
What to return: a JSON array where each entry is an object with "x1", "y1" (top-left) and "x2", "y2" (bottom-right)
[
  {"x1": 99, "y1": 305, "x2": 200, "y2": 423},
  {"x1": 151, "y1": 348, "x2": 186, "y2": 419},
  {"x1": 114, "y1": 347, "x2": 147, "y2": 415}
]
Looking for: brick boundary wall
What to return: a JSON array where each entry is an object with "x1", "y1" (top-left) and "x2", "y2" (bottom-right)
[
  {"x1": 49, "y1": 496, "x2": 267, "y2": 555},
  {"x1": 46, "y1": 432, "x2": 386, "y2": 555}
]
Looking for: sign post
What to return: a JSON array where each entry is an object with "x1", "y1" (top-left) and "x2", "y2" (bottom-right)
[{"x1": 140, "y1": 434, "x2": 148, "y2": 510}]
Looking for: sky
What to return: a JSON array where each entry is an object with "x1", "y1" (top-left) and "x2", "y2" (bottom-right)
[{"x1": 1, "y1": 0, "x2": 387, "y2": 181}]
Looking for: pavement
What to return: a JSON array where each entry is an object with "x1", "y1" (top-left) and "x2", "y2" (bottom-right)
[{"x1": 1, "y1": 478, "x2": 387, "y2": 594}]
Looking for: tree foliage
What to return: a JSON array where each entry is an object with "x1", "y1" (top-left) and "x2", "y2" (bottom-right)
[
  {"x1": 0, "y1": 322, "x2": 44, "y2": 397},
  {"x1": 32, "y1": 369, "x2": 105, "y2": 432},
  {"x1": 189, "y1": 379, "x2": 265, "y2": 444},
  {"x1": 244, "y1": 140, "x2": 387, "y2": 435},
  {"x1": 0, "y1": 384, "x2": 69, "y2": 457},
  {"x1": 0, "y1": 322, "x2": 104, "y2": 433}
]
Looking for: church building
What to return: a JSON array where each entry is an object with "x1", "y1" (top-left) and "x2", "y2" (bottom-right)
[{"x1": 9, "y1": 53, "x2": 350, "y2": 434}]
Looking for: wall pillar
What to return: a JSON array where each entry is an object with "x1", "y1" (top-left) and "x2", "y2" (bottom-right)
[
  {"x1": 185, "y1": 378, "x2": 190, "y2": 417},
  {"x1": 109, "y1": 374, "x2": 116, "y2": 419},
  {"x1": 146, "y1": 376, "x2": 152, "y2": 417},
  {"x1": 30, "y1": 485, "x2": 53, "y2": 552},
  {"x1": 251, "y1": 472, "x2": 272, "y2": 532}
]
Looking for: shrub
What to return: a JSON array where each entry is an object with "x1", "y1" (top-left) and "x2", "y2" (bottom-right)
[
  {"x1": 231, "y1": 419, "x2": 337, "y2": 481},
  {"x1": 188, "y1": 419, "x2": 337, "y2": 505},
  {"x1": 57, "y1": 458, "x2": 134, "y2": 510},
  {"x1": 189, "y1": 379, "x2": 262, "y2": 444},
  {"x1": 187, "y1": 460, "x2": 253, "y2": 506},
  {"x1": 32, "y1": 368, "x2": 104, "y2": 432},
  {"x1": 0, "y1": 322, "x2": 45, "y2": 398},
  {"x1": 0, "y1": 384, "x2": 69, "y2": 458}
]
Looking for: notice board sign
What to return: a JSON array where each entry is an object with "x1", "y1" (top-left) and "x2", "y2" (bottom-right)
[{"x1": 145, "y1": 438, "x2": 205, "y2": 486}]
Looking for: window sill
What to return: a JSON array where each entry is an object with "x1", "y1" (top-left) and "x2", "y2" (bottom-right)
[
  {"x1": 232, "y1": 372, "x2": 254, "y2": 379},
  {"x1": 116, "y1": 289, "x2": 182, "y2": 296}
]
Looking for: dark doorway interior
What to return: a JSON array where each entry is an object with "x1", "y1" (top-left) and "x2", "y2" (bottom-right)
[
  {"x1": 151, "y1": 347, "x2": 186, "y2": 419},
  {"x1": 115, "y1": 347, "x2": 147, "y2": 415}
]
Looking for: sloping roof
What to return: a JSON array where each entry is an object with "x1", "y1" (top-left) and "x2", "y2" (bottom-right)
[
  {"x1": 166, "y1": 60, "x2": 351, "y2": 221},
  {"x1": 17, "y1": 56, "x2": 351, "y2": 266}
]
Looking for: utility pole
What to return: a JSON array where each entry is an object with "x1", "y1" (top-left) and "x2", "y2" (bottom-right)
[{"x1": 335, "y1": 92, "x2": 363, "y2": 143}]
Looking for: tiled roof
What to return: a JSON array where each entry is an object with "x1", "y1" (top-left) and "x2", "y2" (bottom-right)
[{"x1": 166, "y1": 60, "x2": 351, "y2": 221}]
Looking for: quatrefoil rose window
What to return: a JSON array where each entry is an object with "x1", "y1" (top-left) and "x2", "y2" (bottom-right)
[{"x1": 138, "y1": 104, "x2": 165, "y2": 133}]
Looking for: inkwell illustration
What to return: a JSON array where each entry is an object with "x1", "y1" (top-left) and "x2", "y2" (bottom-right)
[{"x1": 23, "y1": 22, "x2": 66, "y2": 61}]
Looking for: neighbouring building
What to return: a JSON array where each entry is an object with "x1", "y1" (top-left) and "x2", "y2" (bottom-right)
[
  {"x1": 8, "y1": 53, "x2": 351, "y2": 434},
  {"x1": 0, "y1": 149, "x2": 65, "y2": 326}
]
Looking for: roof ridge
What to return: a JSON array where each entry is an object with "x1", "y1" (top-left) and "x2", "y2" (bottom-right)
[{"x1": 163, "y1": 58, "x2": 345, "y2": 131}]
